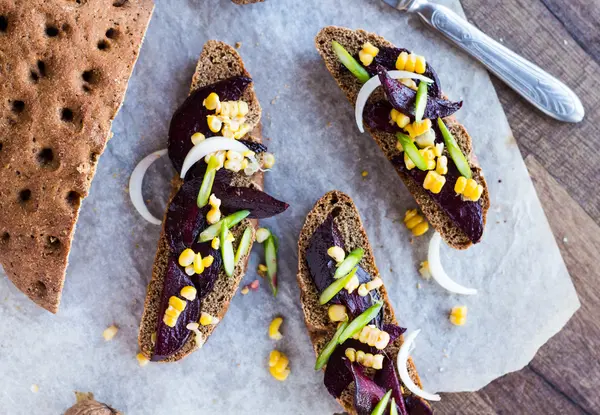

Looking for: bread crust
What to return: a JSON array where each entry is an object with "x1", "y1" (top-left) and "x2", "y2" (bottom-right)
[
  {"x1": 315, "y1": 26, "x2": 490, "y2": 250},
  {"x1": 138, "y1": 40, "x2": 263, "y2": 362},
  {"x1": 296, "y1": 190, "x2": 423, "y2": 415}
]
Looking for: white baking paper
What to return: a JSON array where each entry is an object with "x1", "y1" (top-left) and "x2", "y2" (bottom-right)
[{"x1": 0, "y1": 0, "x2": 580, "y2": 413}]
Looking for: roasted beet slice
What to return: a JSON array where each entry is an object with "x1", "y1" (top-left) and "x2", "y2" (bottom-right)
[
  {"x1": 382, "y1": 323, "x2": 407, "y2": 344},
  {"x1": 405, "y1": 395, "x2": 434, "y2": 415},
  {"x1": 168, "y1": 76, "x2": 253, "y2": 173},
  {"x1": 378, "y1": 68, "x2": 462, "y2": 121},
  {"x1": 347, "y1": 360, "x2": 389, "y2": 415},
  {"x1": 324, "y1": 339, "x2": 362, "y2": 398},
  {"x1": 364, "y1": 101, "x2": 400, "y2": 133},
  {"x1": 374, "y1": 354, "x2": 409, "y2": 415},
  {"x1": 213, "y1": 182, "x2": 289, "y2": 219},
  {"x1": 152, "y1": 257, "x2": 201, "y2": 361}
]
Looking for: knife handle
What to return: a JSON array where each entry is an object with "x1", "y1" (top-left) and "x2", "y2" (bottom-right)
[{"x1": 413, "y1": 2, "x2": 584, "y2": 123}]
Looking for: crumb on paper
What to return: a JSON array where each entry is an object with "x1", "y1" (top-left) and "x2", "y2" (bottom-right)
[
  {"x1": 271, "y1": 96, "x2": 279, "y2": 105},
  {"x1": 30, "y1": 384, "x2": 39, "y2": 393},
  {"x1": 235, "y1": 42, "x2": 242, "y2": 49},
  {"x1": 563, "y1": 39, "x2": 568, "y2": 45},
  {"x1": 326, "y1": 122, "x2": 332, "y2": 128},
  {"x1": 103, "y1": 325, "x2": 119, "y2": 341},
  {"x1": 361, "y1": 170, "x2": 368, "y2": 177},
  {"x1": 416, "y1": 283, "x2": 422, "y2": 289},
  {"x1": 439, "y1": 367, "x2": 445, "y2": 372},
  {"x1": 563, "y1": 237, "x2": 568, "y2": 243}
]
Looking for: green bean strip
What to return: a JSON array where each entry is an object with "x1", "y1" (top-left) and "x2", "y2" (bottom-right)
[
  {"x1": 314, "y1": 320, "x2": 349, "y2": 370},
  {"x1": 338, "y1": 301, "x2": 384, "y2": 344},
  {"x1": 396, "y1": 132, "x2": 428, "y2": 171},
  {"x1": 319, "y1": 267, "x2": 359, "y2": 305},
  {"x1": 334, "y1": 248, "x2": 364, "y2": 279},
  {"x1": 437, "y1": 117, "x2": 472, "y2": 179},
  {"x1": 198, "y1": 210, "x2": 251, "y2": 242},
  {"x1": 332, "y1": 41, "x2": 371, "y2": 83}
]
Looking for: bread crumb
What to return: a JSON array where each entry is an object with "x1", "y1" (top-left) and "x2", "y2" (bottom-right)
[
  {"x1": 30, "y1": 384, "x2": 39, "y2": 393},
  {"x1": 563, "y1": 237, "x2": 568, "y2": 243},
  {"x1": 103, "y1": 325, "x2": 119, "y2": 341},
  {"x1": 235, "y1": 42, "x2": 242, "y2": 49},
  {"x1": 326, "y1": 122, "x2": 332, "y2": 128},
  {"x1": 416, "y1": 283, "x2": 421, "y2": 289},
  {"x1": 361, "y1": 170, "x2": 368, "y2": 177}
]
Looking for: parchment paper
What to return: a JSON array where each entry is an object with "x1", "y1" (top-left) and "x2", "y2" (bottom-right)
[{"x1": 0, "y1": 0, "x2": 580, "y2": 413}]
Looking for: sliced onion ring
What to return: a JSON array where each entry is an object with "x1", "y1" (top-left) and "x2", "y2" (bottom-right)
[
  {"x1": 428, "y1": 232, "x2": 478, "y2": 295},
  {"x1": 180, "y1": 136, "x2": 252, "y2": 179},
  {"x1": 355, "y1": 71, "x2": 434, "y2": 133},
  {"x1": 129, "y1": 149, "x2": 168, "y2": 225},
  {"x1": 397, "y1": 330, "x2": 441, "y2": 402}
]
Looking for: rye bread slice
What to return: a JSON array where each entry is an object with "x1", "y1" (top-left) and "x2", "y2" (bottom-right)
[
  {"x1": 315, "y1": 26, "x2": 490, "y2": 250},
  {"x1": 0, "y1": 0, "x2": 154, "y2": 313},
  {"x1": 297, "y1": 190, "x2": 424, "y2": 414},
  {"x1": 138, "y1": 40, "x2": 263, "y2": 362}
]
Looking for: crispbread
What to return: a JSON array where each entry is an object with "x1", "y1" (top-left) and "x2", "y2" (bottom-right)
[
  {"x1": 138, "y1": 40, "x2": 263, "y2": 362},
  {"x1": 0, "y1": 0, "x2": 154, "y2": 313},
  {"x1": 315, "y1": 26, "x2": 490, "y2": 249},
  {"x1": 297, "y1": 190, "x2": 423, "y2": 415}
]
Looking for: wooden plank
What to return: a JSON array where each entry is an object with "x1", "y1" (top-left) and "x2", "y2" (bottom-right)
[
  {"x1": 460, "y1": 0, "x2": 600, "y2": 226},
  {"x1": 435, "y1": 392, "x2": 497, "y2": 414}
]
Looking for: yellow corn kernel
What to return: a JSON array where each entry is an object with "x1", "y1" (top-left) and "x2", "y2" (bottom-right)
[
  {"x1": 374, "y1": 331, "x2": 390, "y2": 350},
  {"x1": 269, "y1": 366, "x2": 290, "y2": 381},
  {"x1": 372, "y1": 354, "x2": 384, "y2": 370},
  {"x1": 423, "y1": 170, "x2": 446, "y2": 194},
  {"x1": 327, "y1": 246, "x2": 345, "y2": 263},
  {"x1": 226, "y1": 150, "x2": 243, "y2": 162},
  {"x1": 221, "y1": 124, "x2": 235, "y2": 139},
  {"x1": 224, "y1": 159, "x2": 242, "y2": 172},
  {"x1": 241, "y1": 159, "x2": 249, "y2": 170},
  {"x1": 414, "y1": 55, "x2": 427, "y2": 74},
  {"x1": 367, "y1": 328, "x2": 379, "y2": 347},
  {"x1": 358, "y1": 50, "x2": 374, "y2": 66},
  {"x1": 328, "y1": 304, "x2": 348, "y2": 322},
  {"x1": 169, "y1": 296, "x2": 187, "y2": 312},
  {"x1": 241, "y1": 286, "x2": 250, "y2": 295},
  {"x1": 436, "y1": 155, "x2": 448, "y2": 175},
  {"x1": 362, "y1": 42, "x2": 379, "y2": 56},
  {"x1": 243, "y1": 150, "x2": 256, "y2": 159},
  {"x1": 206, "y1": 208, "x2": 221, "y2": 225},
  {"x1": 358, "y1": 326, "x2": 370, "y2": 344},
  {"x1": 163, "y1": 314, "x2": 177, "y2": 328},
  {"x1": 404, "y1": 209, "x2": 418, "y2": 222},
  {"x1": 404, "y1": 152, "x2": 416, "y2": 170},
  {"x1": 262, "y1": 152, "x2": 275, "y2": 169},
  {"x1": 459, "y1": 178, "x2": 483, "y2": 201},
  {"x1": 233, "y1": 123, "x2": 251, "y2": 139},
  {"x1": 180, "y1": 286, "x2": 197, "y2": 301},
  {"x1": 419, "y1": 261, "x2": 431, "y2": 280},
  {"x1": 178, "y1": 248, "x2": 195, "y2": 267},
  {"x1": 464, "y1": 178, "x2": 477, "y2": 196},
  {"x1": 273, "y1": 354, "x2": 289, "y2": 373},
  {"x1": 356, "y1": 350, "x2": 366, "y2": 364},
  {"x1": 454, "y1": 176, "x2": 468, "y2": 194},
  {"x1": 362, "y1": 353, "x2": 375, "y2": 368},
  {"x1": 405, "y1": 118, "x2": 432, "y2": 139},
  {"x1": 357, "y1": 284, "x2": 369, "y2": 297},
  {"x1": 202, "y1": 255, "x2": 214, "y2": 268},
  {"x1": 366, "y1": 277, "x2": 383, "y2": 291},
  {"x1": 405, "y1": 215, "x2": 424, "y2": 230},
  {"x1": 395, "y1": 51, "x2": 409, "y2": 70},
  {"x1": 203, "y1": 92, "x2": 221, "y2": 112},
  {"x1": 390, "y1": 108, "x2": 400, "y2": 123},
  {"x1": 200, "y1": 312, "x2": 214, "y2": 326},
  {"x1": 103, "y1": 325, "x2": 119, "y2": 341},
  {"x1": 136, "y1": 352, "x2": 150, "y2": 367},
  {"x1": 258, "y1": 264, "x2": 268, "y2": 274},
  {"x1": 208, "y1": 194, "x2": 221, "y2": 208},
  {"x1": 207, "y1": 115, "x2": 222, "y2": 133},
  {"x1": 191, "y1": 132, "x2": 205, "y2": 145},
  {"x1": 401, "y1": 78, "x2": 417, "y2": 90},
  {"x1": 238, "y1": 101, "x2": 249, "y2": 116},
  {"x1": 345, "y1": 275, "x2": 360, "y2": 294},
  {"x1": 225, "y1": 231, "x2": 235, "y2": 243},
  {"x1": 404, "y1": 53, "x2": 417, "y2": 72},
  {"x1": 165, "y1": 306, "x2": 180, "y2": 319},
  {"x1": 184, "y1": 265, "x2": 195, "y2": 276},
  {"x1": 345, "y1": 347, "x2": 357, "y2": 362},
  {"x1": 186, "y1": 322, "x2": 200, "y2": 331},
  {"x1": 470, "y1": 184, "x2": 484, "y2": 202},
  {"x1": 269, "y1": 317, "x2": 284, "y2": 340},
  {"x1": 415, "y1": 130, "x2": 436, "y2": 149},
  {"x1": 211, "y1": 237, "x2": 220, "y2": 250},
  {"x1": 269, "y1": 350, "x2": 281, "y2": 367},
  {"x1": 421, "y1": 147, "x2": 436, "y2": 161},
  {"x1": 411, "y1": 221, "x2": 429, "y2": 237},
  {"x1": 434, "y1": 142, "x2": 444, "y2": 157},
  {"x1": 193, "y1": 252, "x2": 204, "y2": 274},
  {"x1": 449, "y1": 306, "x2": 468, "y2": 326},
  {"x1": 390, "y1": 109, "x2": 410, "y2": 129}
]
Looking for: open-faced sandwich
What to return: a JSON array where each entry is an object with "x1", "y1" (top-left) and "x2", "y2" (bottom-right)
[
  {"x1": 315, "y1": 27, "x2": 490, "y2": 250},
  {"x1": 135, "y1": 40, "x2": 288, "y2": 363},
  {"x1": 297, "y1": 191, "x2": 436, "y2": 414}
]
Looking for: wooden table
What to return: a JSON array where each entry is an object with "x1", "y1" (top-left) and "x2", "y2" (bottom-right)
[{"x1": 434, "y1": 1, "x2": 600, "y2": 413}]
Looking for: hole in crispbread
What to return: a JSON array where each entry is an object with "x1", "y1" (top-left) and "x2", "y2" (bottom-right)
[
  {"x1": 329, "y1": 194, "x2": 339, "y2": 205},
  {"x1": 30, "y1": 71, "x2": 39, "y2": 83},
  {"x1": 90, "y1": 152, "x2": 99, "y2": 164},
  {"x1": 46, "y1": 236, "x2": 61, "y2": 250},
  {"x1": 113, "y1": 0, "x2": 129, "y2": 6},
  {"x1": 0, "y1": 16, "x2": 7, "y2": 32},
  {"x1": 66, "y1": 191, "x2": 81, "y2": 208},
  {"x1": 331, "y1": 207, "x2": 342, "y2": 218},
  {"x1": 37, "y1": 148, "x2": 58, "y2": 170},
  {"x1": 1, "y1": 232, "x2": 9, "y2": 244},
  {"x1": 82, "y1": 69, "x2": 101, "y2": 85},
  {"x1": 97, "y1": 40, "x2": 110, "y2": 50},
  {"x1": 37, "y1": 61, "x2": 46, "y2": 77},
  {"x1": 19, "y1": 189, "x2": 31, "y2": 203},
  {"x1": 105, "y1": 28, "x2": 119, "y2": 39},
  {"x1": 0, "y1": 142, "x2": 3, "y2": 152},
  {"x1": 31, "y1": 280, "x2": 47, "y2": 299},
  {"x1": 61, "y1": 108, "x2": 74, "y2": 122},
  {"x1": 12, "y1": 100, "x2": 25, "y2": 113},
  {"x1": 45, "y1": 25, "x2": 59, "y2": 37}
]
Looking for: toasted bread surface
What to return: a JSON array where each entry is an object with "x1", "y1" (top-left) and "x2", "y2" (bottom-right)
[
  {"x1": 315, "y1": 26, "x2": 490, "y2": 249},
  {"x1": 138, "y1": 40, "x2": 262, "y2": 362},
  {"x1": 297, "y1": 190, "x2": 423, "y2": 414}
]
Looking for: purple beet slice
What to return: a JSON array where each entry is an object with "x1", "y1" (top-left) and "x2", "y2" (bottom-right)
[
  {"x1": 213, "y1": 182, "x2": 289, "y2": 219},
  {"x1": 405, "y1": 395, "x2": 434, "y2": 415},
  {"x1": 374, "y1": 354, "x2": 409, "y2": 415},
  {"x1": 152, "y1": 257, "x2": 201, "y2": 361},
  {"x1": 347, "y1": 360, "x2": 389, "y2": 415},
  {"x1": 168, "y1": 76, "x2": 253, "y2": 173}
]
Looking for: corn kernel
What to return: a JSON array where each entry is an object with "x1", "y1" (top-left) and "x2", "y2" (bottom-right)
[
  {"x1": 345, "y1": 275, "x2": 360, "y2": 294},
  {"x1": 206, "y1": 208, "x2": 221, "y2": 225},
  {"x1": 193, "y1": 252, "x2": 205, "y2": 274},
  {"x1": 256, "y1": 228, "x2": 271, "y2": 243},
  {"x1": 221, "y1": 124, "x2": 235, "y2": 139},
  {"x1": 365, "y1": 353, "x2": 376, "y2": 368},
  {"x1": 434, "y1": 142, "x2": 444, "y2": 157},
  {"x1": 207, "y1": 115, "x2": 222, "y2": 133},
  {"x1": 419, "y1": 261, "x2": 431, "y2": 280},
  {"x1": 358, "y1": 50, "x2": 374, "y2": 66},
  {"x1": 375, "y1": 331, "x2": 390, "y2": 350},
  {"x1": 203, "y1": 92, "x2": 221, "y2": 111},
  {"x1": 273, "y1": 354, "x2": 289, "y2": 373},
  {"x1": 241, "y1": 286, "x2": 250, "y2": 295},
  {"x1": 226, "y1": 231, "x2": 235, "y2": 243},
  {"x1": 327, "y1": 246, "x2": 345, "y2": 263},
  {"x1": 269, "y1": 366, "x2": 290, "y2": 381},
  {"x1": 405, "y1": 119, "x2": 432, "y2": 139},
  {"x1": 395, "y1": 51, "x2": 409, "y2": 70},
  {"x1": 454, "y1": 176, "x2": 468, "y2": 194},
  {"x1": 238, "y1": 101, "x2": 249, "y2": 116},
  {"x1": 449, "y1": 306, "x2": 468, "y2": 326},
  {"x1": 362, "y1": 42, "x2": 379, "y2": 56},
  {"x1": 234, "y1": 123, "x2": 251, "y2": 139},
  {"x1": 372, "y1": 354, "x2": 384, "y2": 370},
  {"x1": 401, "y1": 78, "x2": 417, "y2": 90},
  {"x1": 169, "y1": 296, "x2": 187, "y2": 312},
  {"x1": 328, "y1": 304, "x2": 348, "y2": 322},
  {"x1": 464, "y1": 178, "x2": 478, "y2": 197},
  {"x1": 358, "y1": 326, "x2": 370, "y2": 344},
  {"x1": 269, "y1": 350, "x2": 281, "y2": 367},
  {"x1": 269, "y1": 317, "x2": 284, "y2": 340},
  {"x1": 423, "y1": 170, "x2": 446, "y2": 194},
  {"x1": 404, "y1": 209, "x2": 418, "y2": 222},
  {"x1": 202, "y1": 255, "x2": 214, "y2": 268},
  {"x1": 262, "y1": 152, "x2": 275, "y2": 169},
  {"x1": 224, "y1": 159, "x2": 242, "y2": 172},
  {"x1": 178, "y1": 248, "x2": 195, "y2": 267},
  {"x1": 211, "y1": 237, "x2": 220, "y2": 250},
  {"x1": 415, "y1": 55, "x2": 427, "y2": 74},
  {"x1": 163, "y1": 314, "x2": 177, "y2": 328},
  {"x1": 404, "y1": 54, "x2": 417, "y2": 72},
  {"x1": 366, "y1": 277, "x2": 383, "y2": 291},
  {"x1": 241, "y1": 159, "x2": 249, "y2": 170},
  {"x1": 436, "y1": 155, "x2": 448, "y2": 175},
  {"x1": 390, "y1": 109, "x2": 410, "y2": 128},
  {"x1": 411, "y1": 221, "x2": 429, "y2": 236},
  {"x1": 165, "y1": 305, "x2": 180, "y2": 319},
  {"x1": 471, "y1": 184, "x2": 484, "y2": 202},
  {"x1": 404, "y1": 152, "x2": 416, "y2": 170},
  {"x1": 191, "y1": 132, "x2": 205, "y2": 145},
  {"x1": 356, "y1": 350, "x2": 366, "y2": 364},
  {"x1": 345, "y1": 347, "x2": 357, "y2": 362},
  {"x1": 415, "y1": 129, "x2": 436, "y2": 148},
  {"x1": 226, "y1": 150, "x2": 243, "y2": 162},
  {"x1": 258, "y1": 264, "x2": 268, "y2": 273},
  {"x1": 103, "y1": 325, "x2": 119, "y2": 341},
  {"x1": 357, "y1": 283, "x2": 369, "y2": 297},
  {"x1": 136, "y1": 352, "x2": 150, "y2": 367},
  {"x1": 361, "y1": 170, "x2": 368, "y2": 177},
  {"x1": 200, "y1": 312, "x2": 215, "y2": 326},
  {"x1": 405, "y1": 215, "x2": 424, "y2": 230},
  {"x1": 184, "y1": 265, "x2": 195, "y2": 276},
  {"x1": 186, "y1": 322, "x2": 200, "y2": 331},
  {"x1": 367, "y1": 328, "x2": 379, "y2": 347},
  {"x1": 180, "y1": 285, "x2": 197, "y2": 301}
]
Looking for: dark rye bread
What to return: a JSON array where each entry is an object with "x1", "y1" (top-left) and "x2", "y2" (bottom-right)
[
  {"x1": 315, "y1": 26, "x2": 490, "y2": 250},
  {"x1": 0, "y1": 0, "x2": 154, "y2": 313},
  {"x1": 138, "y1": 40, "x2": 263, "y2": 362},
  {"x1": 297, "y1": 191, "x2": 423, "y2": 415}
]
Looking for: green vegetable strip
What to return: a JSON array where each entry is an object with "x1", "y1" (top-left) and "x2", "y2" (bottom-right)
[
  {"x1": 319, "y1": 267, "x2": 359, "y2": 305},
  {"x1": 197, "y1": 155, "x2": 220, "y2": 208},
  {"x1": 338, "y1": 301, "x2": 384, "y2": 344},
  {"x1": 314, "y1": 320, "x2": 349, "y2": 370},
  {"x1": 265, "y1": 235, "x2": 278, "y2": 297},
  {"x1": 332, "y1": 41, "x2": 370, "y2": 83},
  {"x1": 220, "y1": 222, "x2": 235, "y2": 277},
  {"x1": 437, "y1": 118, "x2": 472, "y2": 179},
  {"x1": 198, "y1": 210, "x2": 251, "y2": 242},
  {"x1": 333, "y1": 248, "x2": 364, "y2": 279},
  {"x1": 371, "y1": 390, "x2": 393, "y2": 415},
  {"x1": 234, "y1": 226, "x2": 253, "y2": 265},
  {"x1": 390, "y1": 398, "x2": 399, "y2": 415},
  {"x1": 414, "y1": 81, "x2": 428, "y2": 122},
  {"x1": 396, "y1": 132, "x2": 428, "y2": 171}
]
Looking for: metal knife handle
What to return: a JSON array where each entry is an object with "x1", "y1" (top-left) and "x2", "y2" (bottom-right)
[{"x1": 412, "y1": 1, "x2": 584, "y2": 123}]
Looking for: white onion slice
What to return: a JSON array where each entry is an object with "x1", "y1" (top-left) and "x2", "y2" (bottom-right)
[
  {"x1": 180, "y1": 136, "x2": 251, "y2": 179},
  {"x1": 428, "y1": 232, "x2": 478, "y2": 295},
  {"x1": 355, "y1": 71, "x2": 434, "y2": 133},
  {"x1": 397, "y1": 330, "x2": 441, "y2": 402},
  {"x1": 129, "y1": 149, "x2": 168, "y2": 225}
]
